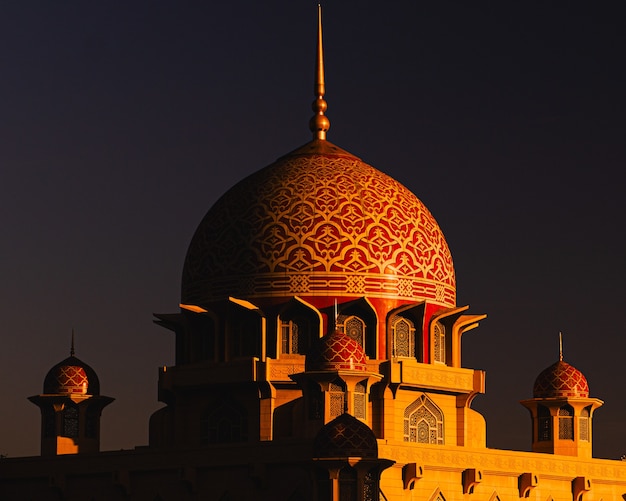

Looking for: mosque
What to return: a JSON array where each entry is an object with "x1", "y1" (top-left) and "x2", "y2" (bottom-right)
[{"x1": 2, "y1": 7, "x2": 626, "y2": 501}]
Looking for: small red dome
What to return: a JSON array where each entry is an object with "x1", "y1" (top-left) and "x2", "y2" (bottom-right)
[
  {"x1": 306, "y1": 330, "x2": 367, "y2": 372},
  {"x1": 43, "y1": 356, "x2": 100, "y2": 396},
  {"x1": 314, "y1": 413, "x2": 378, "y2": 458},
  {"x1": 533, "y1": 360, "x2": 589, "y2": 398}
]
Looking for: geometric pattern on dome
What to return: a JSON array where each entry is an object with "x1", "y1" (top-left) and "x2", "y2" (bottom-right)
[
  {"x1": 533, "y1": 360, "x2": 589, "y2": 398},
  {"x1": 43, "y1": 356, "x2": 100, "y2": 396},
  {"x1": 182, "y1": 140, "x2": 455, "y2": 307},
  {"x1": 313, "y1": 412, "x2": 378, "y2": 458},
  {"x1": 305, "y1": 330, "x2": 367, "y2": 372}
]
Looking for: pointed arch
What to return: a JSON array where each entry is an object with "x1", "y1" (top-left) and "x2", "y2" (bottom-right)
[
  {"x1": 329, "y1": 379, "x2": 346, "y2": 419},
  {"x1": 277, "y1": 297, "x2": 322, "y2": 356},
  {"x1": 354, "y1": 380, "x2": 367, "y2": 419},
  {"x1": 488, "y1": 492, "x2": 501, "y2": 501},
  {"x1": 404, "y1": 394, "x2": 444, "y2": 444},
  {"x1": 62, "y1": 403, "x2": 79, "y2": 438},
  {"x1": 428, "y1": 487, "x2": 447, "y2": 501},
  {"x1": 537, "y1": 405, "x2": 551, "y2": 441},
  {"x1": 334, "y1": 297, "x2": 378, "y2": 358},
  {"x1": 387, "y1": 302, "x2": 426, "y2": 361},
  {"x1": 201, "y1": 399, "x2": 248, "y2": 445},
  {"x1": 390, "y1": 315, "x2": 416, "y2": 358},
  {"x1": 558, "y1": 404, "x2": 574, "y2": 440},
  {"x1": 580, "y1": 405, "x2": 591, "y2": 441}
]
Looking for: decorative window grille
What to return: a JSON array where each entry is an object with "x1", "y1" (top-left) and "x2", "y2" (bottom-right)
[
  {"x1": 392, "y1": 316, "x2": 415, "y2": 358},
  {"x1": 433, "y1": 323, "x2": 445, "y2": 364},
  {"x1": 338, "y1": 315, "x2": 365, "y2": 348},
  {"x1": 281, "y1": 315, "x2": 313, "y2": 355},
  {"x1": 363, "y1": 471, "x2": 376, "y2": 501},
  {"x1": 281, "y1": 320, "x2": 299, "y2": 354},
  {"x1": 329, "y1": 380, "x2": 346, "y2": 418},
  {"x1": 538, "y1": 405, "x2": 551, "y2": 441},
  {"x1": 354, "y1": 381, "x2": 367, "y2": 419},
  {"x1": 62, "y1": 405, "x2": 79, "y2": 438},
  {"x1": 558, "y1": 405, "x2": 574, "y2": 440},
  {"x1": 201, "y1": 401, "x2": 248, "y2": 444},
  {"x1": 580, "y1": 406, "x2": 590, "y2": 441},
  {"x1": 403, "y1": 395, "x2": 444, "y2": 444},
  {"x1": 339, "y1": 467, "x2": 357, "y2": 501}
]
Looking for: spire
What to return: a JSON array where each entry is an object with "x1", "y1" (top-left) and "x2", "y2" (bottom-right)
[
  {"x1": 559, "y1": 331, "x2": 563, "y2": 361},
  {"x1": 70, "y1": 328, "x2": 75, "y2": 357},
  {"x1": 309, "y1": 4, "x2": 330, "y2": 140}
]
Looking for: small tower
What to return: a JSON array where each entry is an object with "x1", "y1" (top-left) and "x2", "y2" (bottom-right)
[
  {"x1": 291, "y1": 329, "x2": 382, "y2": 438},
  {"x1": 520, "y1": 349, "x2": 603, "y2": 457},
  {"x1": 28, "y1": 338, "x2": 114, "y2": 456}
]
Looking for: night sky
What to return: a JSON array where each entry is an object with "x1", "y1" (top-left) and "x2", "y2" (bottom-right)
[{"x1": 1, "y1": 2, "x2": 624, "y2": 459}]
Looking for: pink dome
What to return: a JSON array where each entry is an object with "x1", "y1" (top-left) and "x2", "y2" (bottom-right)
[
  {"x1": 43, "y1": 356, "x2": 100, "y2": 395},
  {"x1": 182, "y1": 139, "x2": 455, "y2": 308},
  {"x1": 533, "y1": 360, "x2": 589, "y2": 398},
  {"x1": 314, "y1": 413, "x2": 378, "y2": 458},
  {"x1": 306, "y1": 330, "x2": 367, "y2": 372}
]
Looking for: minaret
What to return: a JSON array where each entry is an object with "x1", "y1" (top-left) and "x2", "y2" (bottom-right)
[
  {"x1": 28, "y1": 335, "x2": 114, "y2": 456},
  {"x1": 520, "y1": 334, "x2": 603, "y2": 457}
]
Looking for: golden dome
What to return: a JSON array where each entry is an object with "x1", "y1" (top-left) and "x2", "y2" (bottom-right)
[{"x1": 181, "y1": 139, "x2": 455, "y2": 307}]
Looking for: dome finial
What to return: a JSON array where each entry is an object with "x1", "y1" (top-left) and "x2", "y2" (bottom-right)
[
  {"x1": 70, "y1": 328, "x2": 75, "y2": 357},
  {"x1": 309, "y1": 4, "x2": 330, "y2": 140},
  {"x1": 559, "y1": 331, "x2": 563, "y2": 361}
]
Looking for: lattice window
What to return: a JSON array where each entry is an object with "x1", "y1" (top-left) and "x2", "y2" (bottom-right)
[
  {"x1": 62, "y1": 404, "x2": 79, "y2": 438},
  {"x1": 538, "y1": 405, "x2": 551, "y2": 441},
  {"x1": 330, "y1": 380, "x2": 346, "y2": 418},
  {"x1": 580, "y1": 406, "x2": 590, "y2": 441},
  {"x1": 354, "y1": 381, "x2": 367, "y2": 419},
  {"x1": 404, "y1": 394, "x2": 444, "y2": 444},
  {"x1": 392, "y1": 316, "x2": 415, "y2": 358},
  {"x1": 339, "y1": 315, "x2": 365, "y2": 347},
  {"x1": 363, "y1": 471, "x2": 376, "y2": 501},
  {"x1": 339, "y1": 467, "x2": 357, "y2": 501},
  {"x1": 433, "y1": 323, "x2": 445, "y2": 364},
  {"x1": 281, "y1": 320, "x2": 298, "y2": 354},
  {"x1": 201, "y1": 401, "x2": 248, "y2": 444},
  {"x1": 558, "y1": 405, "x2": 574, "y2": 440}
]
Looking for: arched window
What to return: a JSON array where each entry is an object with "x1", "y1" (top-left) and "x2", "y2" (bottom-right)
[
  {"x1": 558, "y1": 405, "x2": 574, "y2": 440},
  {"x1": 339, "y1": 315, "x2": 365, "y2": 348},
  {"x1": 329, "y1": 379, "x2": 346, "y2": 419},
  {"x1": 62, "y1": 404, "x2": 79, "y2": 438},
  {"x1": 433, "y1": 323, "x2": 445, "y2": 364},
  {"x1": 354, "y1": 381, "x2": 367, "y2": 419},
  {"x1": 201, "y1": 401, "x2": 248, "y2": 445},
  {"x1": 280, "y1": 314, "x2": 314, "y2": 355},
  {"x1": 404, "y1": 395, "x2": 444, "y2": 444},
  {"x1": 537, "y1": 405, "x2": 551, "y2": 441},
  {"x1": 392, "y1": 316, "x2": 415, "y2": 358},
  {"x1": 339, "y1": 466, "x2": 358, "y2": 500},
  {"x1": 580, "y1": 406, "x2": 591, "y2": 441}
]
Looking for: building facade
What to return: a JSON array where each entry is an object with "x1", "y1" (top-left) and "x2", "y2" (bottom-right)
[{"x1": 2, "y1": 8, "x2": 626, "y2": 501}]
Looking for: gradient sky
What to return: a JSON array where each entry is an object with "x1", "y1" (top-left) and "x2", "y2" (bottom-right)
[{"x1": 1, "y1": 2, "x2": 624, "y2": 458}]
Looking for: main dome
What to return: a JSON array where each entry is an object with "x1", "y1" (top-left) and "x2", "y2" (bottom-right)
[{"x1": 182, "y1": 139, "x2": 455, "y2": 307}]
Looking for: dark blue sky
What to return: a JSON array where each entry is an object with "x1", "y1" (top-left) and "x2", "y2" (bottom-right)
[{"x1": 1, "y1": 1, "x2": 624, "y2": 458}]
